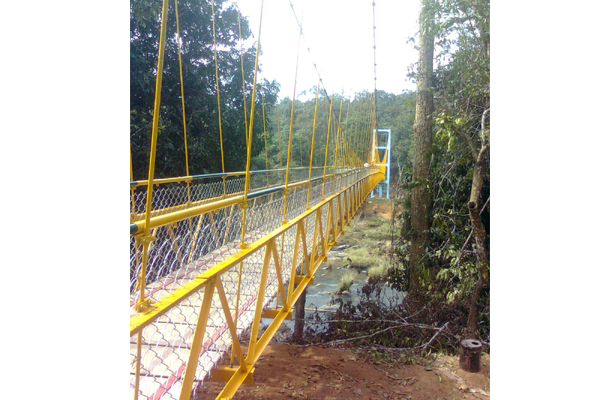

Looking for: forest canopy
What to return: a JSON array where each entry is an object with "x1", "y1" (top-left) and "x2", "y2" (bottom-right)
[{"x1": 130, "y1": 0, "x2": 279, "y2": 180}]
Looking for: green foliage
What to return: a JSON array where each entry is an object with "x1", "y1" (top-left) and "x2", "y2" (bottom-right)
[
  {"x1": 389, "y1": 0, "x2": 489, "y2": 339},
  {"x1": 374, "y1": 91, "x2": 417, "y2": 173},
  {"x1": 255, "y1": 89, "x2": 416, "y2": 173},
  {"x1": 130, "y1": 0, "x2": 280, "y2": 179}
]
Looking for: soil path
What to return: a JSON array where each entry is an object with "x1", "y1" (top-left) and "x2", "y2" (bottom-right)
[
  {"x1": 362, "y1": 199, "x2": 394, "y2": 220},
  {"x1": 198, "y1": 342, "x2": 490, "y2": 399}
]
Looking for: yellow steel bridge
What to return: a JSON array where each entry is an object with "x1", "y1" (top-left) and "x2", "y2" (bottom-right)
[{"x1": 130, "y1": 1, "x2": 389, "y2": 399}]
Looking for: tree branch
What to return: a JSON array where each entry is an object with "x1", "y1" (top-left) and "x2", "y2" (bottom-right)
[
  {"x1": 363, "y1": 322, "x2": 449, "y2": 353},
  {"x1": 468, "y1": 143, "x2": 489, "y2": 208},
  {"x1": 480, "y1": 107, "x2": 490, "y2": 146},
  {"x1": 301, "y1": 322, "x2": 449, "y2": 352}
]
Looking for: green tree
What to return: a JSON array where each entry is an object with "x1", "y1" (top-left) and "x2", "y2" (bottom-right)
[
  {"x1": 373, "y1": 90, "x2": 416, "y2": 175},
  {"x1": 434, "y1": 0, "x2": 490, "y2": 337},
  {"x1": 409, "y1": 0, "x2": 436, "y2": 295},
  {"x1": 130, "y1": 0, "x2": 279, "y2": 180},
  {"x1": 392, "y1": 0, "x2": 490, "y2": 339}
]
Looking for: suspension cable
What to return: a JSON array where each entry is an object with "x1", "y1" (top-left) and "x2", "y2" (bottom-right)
[
  {"x1": 282, "y1": 14, "x2": 304, "y2": 224},
  {"x1": 368, "y1": 93, "x2": 376, "y2": 162},
  {"x1": 372, "y1": 96, "x2": 379, "y2": 163},
  {"x1": 359, "y1": 94, "x2": 373, "y2": 163},
  {"x1": 349, "y1": 94, "x2": 360, "y2": 164},
  {"x1": 332, "y1": 94, "x2": 344, "y2": 188},
  {"x1": 321, "y1": 93, "x2": 334, "y2": 200},
  {"x1": 230, "y1": 9, "x2": 250, "y2": 365},
  {"x1": 298, "y1": 111, "x2": 304, "y2": 166},
  {"x1": 240, "y1": 0, "x2": 265, "y2": 248},
  {"x1": 355, "y1": 95, "x2": 367, "y2": 163},
  {"x1": 173, "y1": 0, "x2": 193, "y2": 212},
  {"x1": 130, "y1": 146, "x2": 136, "y2": 221},
  {"x1": 276, "y1": 104, "x2": 282, "y2": 168},
  {"x1": 287, "y1": 0, "x2": 342, "y2": 130},
  {"x1": 306, "y1": 81, "x2": 320, "y2": 209},
  {"x1": 138, "y1": 0, "x2": 169, "y2": 314},
  {"x1": 237, "y1": 7, "x2": 249, "y2": 145},
  {"x1": 174, "y1": 0, "x2": 189, "y2": 178},
  {"x1": 210, "y1": 0, "x2": 226, "y2": 179},
  {"x1": 260, "y1": 85, "x2": 269, "y2": 176},
  {"x1": 372, "y1": 0, "x2": 378, "y2": 132},
  {"x1": 342, "y1": 95, "x2": 352, "y2": 168},
  {"x1": 367, "y1": 93, "x2": 376, "y2": 162}
]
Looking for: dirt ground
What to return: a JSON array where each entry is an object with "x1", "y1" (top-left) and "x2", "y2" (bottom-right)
[
  {"x1": 198, "y1": 342, "x2": 490, "y2": 400},
  {"x1": 361, "y1": 198, "x2": 394, "y2": 220}
]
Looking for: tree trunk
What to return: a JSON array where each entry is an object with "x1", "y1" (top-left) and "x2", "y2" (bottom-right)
[
  {"x1": 293, "y1": 288, "x2": 307, "y2": 343},
  {"x1": 409, "y1": 0, "x2": 435, "y2": 294},
  {"x1": 466, "y1": 110, "x2": 490, "y2": 337},
  {"x1": 466, "y1": 198, "x2": 489, "y2": 336}
]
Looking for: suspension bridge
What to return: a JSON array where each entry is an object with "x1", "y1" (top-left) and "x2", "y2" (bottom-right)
[{"x1": 130, "y1": 1, "x2": 391, "y2": 399}]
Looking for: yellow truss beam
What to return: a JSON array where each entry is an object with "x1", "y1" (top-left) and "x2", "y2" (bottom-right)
[
  {"x1": 130, "y1": 171, "x2": 382, "y2": 336},
  {"x1": 130, "y1": 169, "x2": 384, "y2": 400}
]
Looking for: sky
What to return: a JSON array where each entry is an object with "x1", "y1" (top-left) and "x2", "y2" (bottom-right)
[{"x1": 235, "y1": 0, "x2": 421, "y2": 100}]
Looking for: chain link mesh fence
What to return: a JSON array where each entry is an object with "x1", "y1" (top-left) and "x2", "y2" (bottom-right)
[
  {"x1": 130, "y1": 168, "x2": 329, "y2": 223},
  {"x1": 130, "y1": 168, "x2": 370, "y2": 399}
]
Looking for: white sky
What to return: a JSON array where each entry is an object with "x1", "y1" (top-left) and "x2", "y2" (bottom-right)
[{"x1": 235, "y1": 0, "x2": 420, "y2": 100}]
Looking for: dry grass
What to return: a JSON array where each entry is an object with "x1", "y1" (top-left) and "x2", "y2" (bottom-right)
[
  {"x1": 367, "y1": 262, "x2": 390, "y2": 283},
  {"x1": 337, "y1": 269, "x2": 357, "y2": 293},
  {"x1": 346, "y1": 247, "x2": 378, "y2": 269}
]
